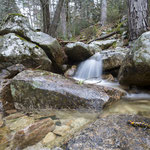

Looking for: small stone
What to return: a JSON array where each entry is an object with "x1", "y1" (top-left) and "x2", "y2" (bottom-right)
[
  {"x1": 5, "y1": 113, "x2": 25, "y2": 120},
  {"x1": 5, "y1": 109, "x2": 17, "y2": 115},
  {"x1": 42, "y1": 132, "x2": 56, "y2": 144},
  {"x1": 53, "y1": 125, "x2": 70, "y2": 136},
  {"x1": 12, "y1": 118, "x2": 55, "y2": 149}
]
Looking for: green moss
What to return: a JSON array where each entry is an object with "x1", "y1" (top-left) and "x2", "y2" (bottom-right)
[
  {"x1": 1, "y1": 13, "x2": 26, "y2": 25},
  {"x1": 15, "y1": 34, "x2": 27, "y2": 41}
]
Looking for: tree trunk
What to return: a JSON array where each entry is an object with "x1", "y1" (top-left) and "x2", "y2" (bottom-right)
[
  {"x1": 128, "y1": 0, "x2": 148, "y2": 40},
  {"x1": 40, "y1": 0, "x2": 51, "y2": 34},
  {"x1": 49, "y1": 0, "x2": 65, "y2": 37},
  {"x1": 60, "y1": 2, "x2": 67, "y2": 39},
  {"x1": 101, "y1": 0, "x2": 107, "y2": 26}
]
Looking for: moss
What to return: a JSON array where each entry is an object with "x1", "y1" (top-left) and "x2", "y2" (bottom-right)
[
  {"x1": 15, "y1": 34, "x2": 27, "y2": 41},
  {"x1": 1, "y1": 13, "x2": 26, "y2": 26}
]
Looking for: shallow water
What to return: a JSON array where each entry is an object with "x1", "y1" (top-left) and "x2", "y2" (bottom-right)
[{"x1": 102, "y1": 98, "x2": 150, "y2": 118}]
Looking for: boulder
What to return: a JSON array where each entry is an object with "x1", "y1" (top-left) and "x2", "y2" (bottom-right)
[
  {"x1": 0, "y1": 33, "x2": 52, "y2": 71},
  {"x1": 10, "y1": 70, "x2": 109, "y2": 111},
  {"x1": 11, "y1": 118, "x2": 55, "y2": 149},
  {"x1": 0, "y1": 64, "x2": 25, "y2": 79},
  {"x1": 10, "y1": 70, "x2": 125, "y2": 111},
  {"x1": 118, "y1": 31, "x2": 150, "y2": 86},
  {"x1": 101, "y1": 47, "x2": 129, "y2": 71},
  {"x1": 91, "y1": 39, "x2": 117, "y2": 50},
  {"x1": 0, "y1": 14, "x2": 66, "y2": 71},
  {"x1": 0, "y1": 79, "x2": 14, "y2": 112},
  {"x1": 67, "y1": 114, "x2": 150, "y2": 150},
  {"x1": 65, "y1": 42, "x2": 93, "y2": 63}
]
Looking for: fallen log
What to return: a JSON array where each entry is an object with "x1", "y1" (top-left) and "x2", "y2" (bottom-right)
[{"x1": 87, "y1": 31, "x2": 118, "y2": 44}]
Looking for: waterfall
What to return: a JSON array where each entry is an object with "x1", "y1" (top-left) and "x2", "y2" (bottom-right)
[{"x1": 74, "y1": 53, "x2": 102, "y2": 80}]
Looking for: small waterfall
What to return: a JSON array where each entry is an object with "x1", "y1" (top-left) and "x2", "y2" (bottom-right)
[{"x1": 74, "y1": 53, "x2": 102, "y2": 80}]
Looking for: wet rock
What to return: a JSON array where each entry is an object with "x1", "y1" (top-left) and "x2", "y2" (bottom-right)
[
  {"x1": 0, "y1": 14, "x2": 66, "y2": 70},
  {"x1": 5, "y1": 112, "x2": 25, "y2": 120},
  {"x1": 64, "y1": 65, "x2": 77, "y2": 78},
  {"x1": 0, "y1": 79, "x2": 14, "y2": 112},
  {"x1": 0, "y1": 113, "x2": 4, "y2": 127},
  {"x1": 67, "y1": 114, "x2": 150, "y2": 150},
  {"x1": 42, "y1": 132, "x2": 56, "y2": 144},
  {"x1": 53, "y1": 125, "x2": 70, "y2": 136},
  {"x1": 0, "y1": 33, "x2": 52, "y2": 71},
  {"x1": 91, "y1": 39, "x2": 117, "y2": 50},
  {"x1": 65, "y1": 42, "x2": 93, "y2": 63},
  {"x1": 6, "y1": 116, "x2": 34, "y2": 131},
  {"x1": 101, "y1": 47, "x2": 129, "y2": 71},
  {"x1": 118, "y1": 31, "x2": 150, "y2": 86},
  {"x1": 10, "y1": 69, "x2": 110, "y2": 111},
  {"x1": 11, "y1": 118, "x2": 55, "y2": 149},
  {"x1": 0, "y1": 64, "x2": 25, "y2": 79},
  {"x1": 102, "y1": 74, "x2": 114, "y2": 82}
]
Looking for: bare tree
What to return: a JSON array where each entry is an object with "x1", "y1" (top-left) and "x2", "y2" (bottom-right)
[
  {"x1": 49, "y1": 0, "x2": 65, "y2": 37},
  {"x1": 101, "y1": 0, "x2": 107, "y2": 26},
  {"x1": 40, "y1": 0, "x2": 51, "y2": 34},
  {"x1": 128, "y1": 0, "x2": 148, "y2": 40}
]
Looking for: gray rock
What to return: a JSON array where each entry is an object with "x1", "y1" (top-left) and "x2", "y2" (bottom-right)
[
  {"x1": 118, "y1": 31, "x2": 150, "y2": 86},
  {"x1": 0, "y1": 64, "x2": 25, "y2": 79},
  {"x1": 67, "y1": 114, "x2": 150, "y2": 150},
  {"x1": 10, "y1": 70, "x2": 110, "y2": 111},
  {"x1": 0, "y1": 14, "x2": 66, "y2": 70},
  {"x1": 65, "y1": 42, "x2": 93, "y2": 63},
  {"x1": 91, "y1": 39, "x2": 117, "y2": 50},
  {"x1": 101, "y1": 47, "x2": 129, "y2": 71},
  {"x1": 0, "y1": 33, "x2": 52, "y2": 71}
]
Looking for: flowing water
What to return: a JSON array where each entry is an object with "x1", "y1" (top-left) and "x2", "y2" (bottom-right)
[
  {"x1": 73, "y1": 54, "x2": 150, "y2": 118},
  {"x1": 74, "y1": 53, "x2": 102, "y2": 80}
]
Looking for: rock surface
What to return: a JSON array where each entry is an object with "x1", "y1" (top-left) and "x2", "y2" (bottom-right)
[
  {"x1": 67, "y1": 114, "x2": 150, "y2": 150},
  {"x1": 65, "y1": 42, "x2": 93, "y2": 63},
  {"x1": 0, "y1": 33, "x2": 52, "y2": 71},
  {"x1": 0, "y1": 14, "x2": 66, "y2": 71},
  {"x1": 91, "y1": 39, "x2": 117, "y2": 50},
  {"x1": 10, "y1": 69, "x2": 110, "y2": 111},
  {"x1": 0, "y1": 64, "x2": 25, "y2": 79},
  {"x1": 0, "y1": 79, "x2": 14, "y2": 112},
  {"x1": 101, "y1": 47, "x2": 129, "y2": 71},
  {"x1": 118, "y1": 31, "x2": 150, "y2": 86},
  {"x1": 11, "y1": 118, "x2": 55, "y2": 149}
]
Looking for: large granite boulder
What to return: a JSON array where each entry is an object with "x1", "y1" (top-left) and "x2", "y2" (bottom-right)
[
  {"x1": 101, "y1": 47, "x2": 129, "y2": 71},
  {"x1": 0, "y1": 14, "x2": 66, "y2": 71},
  {"x1": 10, "y1": 70, "x2": 125, "y2": 111},
  {"x1": 67, "y1": 114, "x2": 150, "y2": 150},
  {"x1": 65, "y1": 42, "x2": 101, "y2": 63},
  {"x1": 118, "y1": 31, "x2": 150, "y2": 86},
  {"x1": 0, "y1": 33, "x2": 52, "y2": 71}
]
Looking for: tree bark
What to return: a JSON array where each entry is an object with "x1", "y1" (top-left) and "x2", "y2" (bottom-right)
[
  {"x1": 49, "y1": 0, "x2": 65, "y2": 37},
  {"x1": 101, "y1": 0, "x2": 107, "y2": 26},
  {"x1": 128, "y1": 0, "x2": 148, "y2": 40},
  {"x1": 60, "y1": 2, "x2": 67, "y2": 39},
  {"x1": 40, "y1": 0, "x2": 51, "y2": 34}
]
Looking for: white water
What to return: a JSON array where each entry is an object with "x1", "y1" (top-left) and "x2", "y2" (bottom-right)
[{"x1": 74, "y1": 53, "x2": 102, "y2": 80}]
